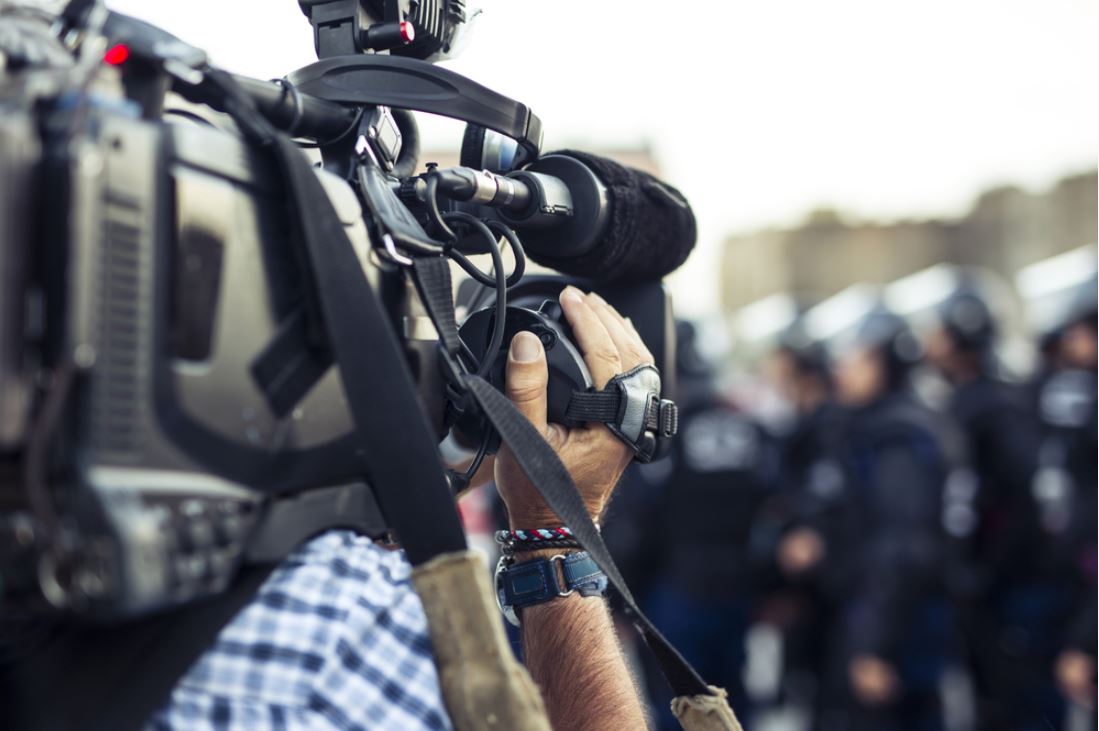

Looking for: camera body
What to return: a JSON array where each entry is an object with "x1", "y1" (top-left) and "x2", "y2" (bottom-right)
[{"x1": 0, "y1": 90, "x2": 417, "y2": 617}]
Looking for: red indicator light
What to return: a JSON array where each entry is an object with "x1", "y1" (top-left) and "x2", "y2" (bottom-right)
[
  {"x1": 399, "y1": 21, "x2": 415, "y2": 44},
  {"x1": 103, "y1": 44, "x2": 130, "y2": 66}
]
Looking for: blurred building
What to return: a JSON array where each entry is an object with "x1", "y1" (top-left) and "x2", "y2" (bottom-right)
[{"x1": 721, "y1": 169, "x2": 1098, "y2": 317}]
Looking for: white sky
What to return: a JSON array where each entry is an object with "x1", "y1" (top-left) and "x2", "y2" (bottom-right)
[{"x1": 107, "y1": 0, "x2": 1098, "y2": 315}]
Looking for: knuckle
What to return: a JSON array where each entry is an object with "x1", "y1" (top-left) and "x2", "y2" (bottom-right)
[
  {"x1": 506, "y1": 380, "x2": 545, "y2": 403},
  {"x1": 622, "y1": 344, "x2": 647, "y2": 365},
  {"x1": 590, "y1": 347, "x2": 622, "y2": 369}
]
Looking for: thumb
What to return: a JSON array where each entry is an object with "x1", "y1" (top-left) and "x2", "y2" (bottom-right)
[{"x1": 505, "y1": 331, "x2": 548, "y2": 433}]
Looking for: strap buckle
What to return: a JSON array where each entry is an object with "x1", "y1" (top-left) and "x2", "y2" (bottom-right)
[{"x1": 647, "y1": 394, "x2": 679, "y2": 438}]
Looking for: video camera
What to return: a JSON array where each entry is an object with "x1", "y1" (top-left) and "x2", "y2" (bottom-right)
[{"x1": 0, "y1": 0, "x2": 695, "y2": 621}]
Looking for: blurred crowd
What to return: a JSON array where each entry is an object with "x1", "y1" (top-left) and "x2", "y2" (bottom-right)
[{"x1": 595, "y1": 266, "x2": 1097, "y2": 730}]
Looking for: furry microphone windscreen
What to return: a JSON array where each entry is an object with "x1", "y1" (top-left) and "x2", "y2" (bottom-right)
[{"x1": 527, "y1": 150, "x2": 697, "y2": 284}]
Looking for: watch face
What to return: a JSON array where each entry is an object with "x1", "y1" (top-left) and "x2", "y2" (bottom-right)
[
  {"x1": 496, "y1": 585, "x2": 520, "y2": 627},
  {"x1": 503, "y1": 600, "x2": 520, "y2": 627}
]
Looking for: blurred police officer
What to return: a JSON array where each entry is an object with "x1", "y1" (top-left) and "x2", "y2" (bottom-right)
[
  {"x1": 924, "y1": 287, "x2": 1083, "y2": 730},
  {"x1": 604, "y1": 321, "x2": 775, "y2": 730},
  {"x1": 1034, "y1": 284, "x2": 1098, "y2": 725},
  {"x1": 821, "y1": 306, "x2": 953, "y2": 731},
  {"x1": 755, "y1": 322, "x2": 854, "y2": 723}
]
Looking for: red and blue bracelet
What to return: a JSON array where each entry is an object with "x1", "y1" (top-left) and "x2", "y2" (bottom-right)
[{"x1": 494, "y1": 526, "x2": 582, "y2": 554}]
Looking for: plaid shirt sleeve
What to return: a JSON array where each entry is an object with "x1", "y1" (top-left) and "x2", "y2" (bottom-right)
[{"x1": 147, "y1": 530, "x2": 454, "y2": 731}]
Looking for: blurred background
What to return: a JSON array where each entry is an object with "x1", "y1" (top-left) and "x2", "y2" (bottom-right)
[
  {"x1": 108, "y1": 0, "x2": 1097, "y2": 326},
  {"x1": 103, "y1": 2, "x2": 1099, "y2": 729}
]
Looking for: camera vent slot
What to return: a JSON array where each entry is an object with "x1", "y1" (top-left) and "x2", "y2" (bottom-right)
[{"x1": 90, "y1": 188, "x2": 149, "y2": 456}]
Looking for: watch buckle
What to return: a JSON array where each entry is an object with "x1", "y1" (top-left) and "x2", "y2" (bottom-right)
[{"x1": 550, "y1": 554, "x2": 574, "y2": 597}]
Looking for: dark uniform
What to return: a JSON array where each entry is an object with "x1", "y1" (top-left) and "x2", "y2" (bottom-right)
[
  {"x1": 827, "y1": 393, "x2": 953, "y2": 731},
  {"x1": 605, "y1": 322, "x2": 775, "y2": 730},
  {"x1": 941, "y1": 286, "x2": 1098, "y2": 729},
  {"x1": 949, "y1": 373, "x2": 1081, "y2": 731},
  {"x1": 1030, "y1": 366, "x2": 1098, "y2": 726},
  {"x1": 752, "y1": 332, "x2": 854, "y2": 720},
  {"x1": 817, "y1": 308, "x2": 953, "y2": 731}
]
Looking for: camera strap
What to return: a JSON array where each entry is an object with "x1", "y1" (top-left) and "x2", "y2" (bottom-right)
[
  {"x1": 404, "y1": 264, "x2": 718, "y2": 702},
  {"x1": 198, "y1": 67, "x2": 470, "y2": 567},
  {"x1": 462, "y1": 379, "x2": 711, "y2": 693},
  {"x1": 269, "y1": 137, "x2": 470, "y2": 567},
  {"x1": 414, "y1": 286, "x2": 741, "y2": 726}
]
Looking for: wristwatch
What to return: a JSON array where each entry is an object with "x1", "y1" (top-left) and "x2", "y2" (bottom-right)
[{"x1": 495, "y1": 551, "x2": 608, "y2": 626}]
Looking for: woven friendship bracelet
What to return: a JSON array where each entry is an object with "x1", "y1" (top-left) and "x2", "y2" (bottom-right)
[
  {"x1": 499, "y1": 538, "x2": 582, "y2": 556},
  {"x1": 495, "y1": 527, "x2": 576, "y2": 545}
]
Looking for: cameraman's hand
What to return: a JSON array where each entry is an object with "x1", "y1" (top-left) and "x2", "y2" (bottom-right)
[{"x1": 495, "y1": 286, "x2": 652, "y2": 528}]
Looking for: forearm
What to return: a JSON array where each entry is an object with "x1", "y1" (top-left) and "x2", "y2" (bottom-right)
[
  {"x1": 521, "y1": 590, "x2": 648, "y2": 730},
  {"x1": 496, "y1": 292, "x2": 659, "y2": 729}
]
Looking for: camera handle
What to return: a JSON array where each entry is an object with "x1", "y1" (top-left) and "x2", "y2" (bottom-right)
[
  {"x1": 286, "y1": 54, "x2": 543, "y2": 167},
  {"x1": 100, "y1": 10, "x2": 537, "y2": 164}
]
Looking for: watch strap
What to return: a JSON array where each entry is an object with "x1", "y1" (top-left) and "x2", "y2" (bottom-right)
[
  {"x1": 560, "y1": 552, "x2": 606, "y2": 597},
  {"x1": 496, "y1": 551, "x2": 608, "y2": 626}
]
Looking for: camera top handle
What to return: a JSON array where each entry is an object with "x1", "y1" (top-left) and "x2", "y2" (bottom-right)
[
  {"x1": 99, "y1": 9, "x2": 542, "y2": 165},
  {"x1": 184, "y1": 57, "x2": 545, "y2": 168},
  {"x1": 284, "y1": 54, "x2": 543, "y2": 167}
]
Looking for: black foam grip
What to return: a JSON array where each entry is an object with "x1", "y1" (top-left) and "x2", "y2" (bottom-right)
[
  {"x1": 529, "y1": 150, "x2": 697, "y2": 284},
  {"x1": 391, "y1": 108, "x2": 420, "y2": 179},
  {"x1": 460, "y1": 123, "x2": 487, "y2": 169}
]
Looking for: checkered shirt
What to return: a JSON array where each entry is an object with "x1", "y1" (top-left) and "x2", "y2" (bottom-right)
[{"x1": 148, "y1": 530, "x2": 454, "y2": 731}]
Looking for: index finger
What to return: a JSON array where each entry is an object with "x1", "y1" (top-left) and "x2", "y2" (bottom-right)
[
  {"x1": 559, "y1": 286, "x2": 622, "y2": 388},
  {"x1": 587, "y1": 293, "x2": 654, "y2": 368}
]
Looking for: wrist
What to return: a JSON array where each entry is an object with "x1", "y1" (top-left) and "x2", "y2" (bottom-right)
[
  {"x1": 506, "y1": 503, "x2": 604, "y2": 531},
  {"x1": 521, "y1": 591, "x2": 603, "y2": 623},
  {"x1": 506, "y1": 512, "x2": 558, "y2": 531},
  {"x1": 515, "y1": 547, "x2": 575, "y2": 561}
]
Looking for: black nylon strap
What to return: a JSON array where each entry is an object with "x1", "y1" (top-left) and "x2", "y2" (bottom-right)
[
  {"x1": 410, "y1": 257, "x2": 462, "y2": 358},
  {"x1": 464, "y1": 377, "x2": 711, "y2": 697},
  {"x1": 271, "y1": 132, "x2": 467, "y2": 565},
  {"x1": 198, "y1": 69, "x2": 327, "y2": 350},
  {"x1": 251, "y1": 308, "x2": 333, "y2": 418},
  {"x1": 565, "y1": 390, "x2": 621, "y2": 423},
  {"x1": 200, "y1": 67, "x2": 468, "y2": 564}
]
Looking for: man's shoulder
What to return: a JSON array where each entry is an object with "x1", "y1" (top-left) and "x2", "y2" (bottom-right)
[
  {"x1": 151, "y1": 531, "x2": 452, "y2": 731},
  {"x1": 269, "y1": 530, "x2": 414, "y2": 598}
]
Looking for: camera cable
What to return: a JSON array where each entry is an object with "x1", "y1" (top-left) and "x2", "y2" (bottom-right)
[
  {"x1": 426, "y1": 174, "x2": 458, "y2": 243},
  {"x1": 442, "y1": 211, "x2": 507, "y2": 379}
]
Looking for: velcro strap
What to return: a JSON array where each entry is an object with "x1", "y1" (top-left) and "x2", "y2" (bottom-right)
[
  {"x1": 565, "y1": 390, "x2": 620, "y2": 423},
  {"x1": 568, "y1": 390, "x2": 678, "y2": 434},
  {"x1": 564, "y1": 365, "x2": 679, "y2": 463}
]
